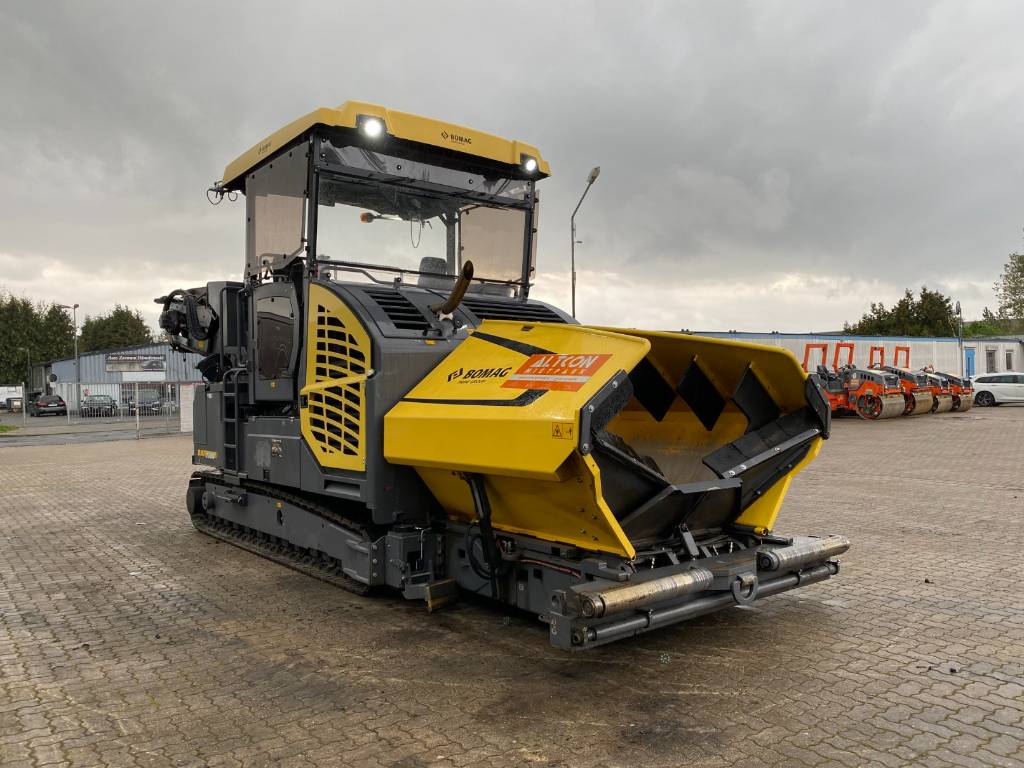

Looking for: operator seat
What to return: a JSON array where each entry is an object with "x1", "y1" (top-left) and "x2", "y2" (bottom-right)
[{"x1": 417, "y1": 257, "x2": 456, "y2": 290}]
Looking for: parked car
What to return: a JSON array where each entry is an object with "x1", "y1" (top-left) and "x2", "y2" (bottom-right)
[
  {"x1": 129, "y1": 396, "x2": 164, "y2": 415},
  {"x1": 80, "y1": 394, "x2": 117, "y2": 417},
  {"x1": 28, "y1": 394, "x2": 67, "y2": 417},
  {"x1": 971, "y1": 372, "x2": 1024, "y2": 406}
]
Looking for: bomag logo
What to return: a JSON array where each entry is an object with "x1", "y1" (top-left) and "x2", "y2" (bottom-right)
[
  {"x1": 440, "y1": 129, "x2": 472, "y2": 145},
  {"x1": 447, "y1": 366, "x2": 511, "y2": 383}
]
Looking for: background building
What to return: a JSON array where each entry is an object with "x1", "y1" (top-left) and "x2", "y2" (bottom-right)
[
  {"x1": 30, "y1": 342, "x2": 203, "y2": 406},
  {"x1": 693, "y1": 332, "x2": 1023, "y2": 376}
]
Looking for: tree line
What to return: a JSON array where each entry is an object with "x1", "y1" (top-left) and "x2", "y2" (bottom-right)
[
  {"x1": 0, "y1": 292, "x2": 154, "y2": 385},
  {"x1": 844, "y1": 253, "x2": 1024, "y2": 337}
]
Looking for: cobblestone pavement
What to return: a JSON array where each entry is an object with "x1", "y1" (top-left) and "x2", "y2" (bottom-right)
[{"x1": 1, "y1": 407, "x2": 1023, "y2": 767}]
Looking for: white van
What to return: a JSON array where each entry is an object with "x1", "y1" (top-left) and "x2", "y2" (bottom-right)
[{"x1": 972, "y1": 372, "x2": 1024, "y2": 406}]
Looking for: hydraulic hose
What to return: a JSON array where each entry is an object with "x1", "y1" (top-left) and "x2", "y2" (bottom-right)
[{"x1": 465, "y1": 473, "x2": 503, "y2": 600}]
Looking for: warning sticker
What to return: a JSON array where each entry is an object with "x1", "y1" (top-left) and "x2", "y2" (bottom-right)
[
  {"x1": 551, "y1": 422, "x2": 575, "y2": 440},
  {"x1": 502, "y1": 353, "x2": 612, "y2": 392}
]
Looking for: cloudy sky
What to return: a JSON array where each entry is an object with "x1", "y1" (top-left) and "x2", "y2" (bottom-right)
[{"x1": 2, "y1": 1, "x2": 1022, "y2": 333}]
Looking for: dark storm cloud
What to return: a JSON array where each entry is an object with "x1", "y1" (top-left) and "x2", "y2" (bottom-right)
[{"x1": 1, "y1": 1, "x2": 1022, "y2": 330}]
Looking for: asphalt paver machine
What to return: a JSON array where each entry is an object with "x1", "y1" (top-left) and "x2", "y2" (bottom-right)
[{"x1": 159, "y1": 101, "x2": 847, "y2": 649}]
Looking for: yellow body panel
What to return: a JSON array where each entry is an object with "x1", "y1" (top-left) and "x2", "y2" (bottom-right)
[
  {"x1": 385, "y1": 321, "x2": 648, "y2": 559},
  {"x1": 590, "y1": 329, "x2": 809, "y2": 410},
  {"x1": 385, "y1": 321, "x2": 821, "y2": 557},
  {"x1": 734, "y1": 436, "x2": 823, "y2": 532},
  {"x1": 415, "y1": 453, "x2": 635, "y2": 559},
  {"x1": 384, "y1": 322, "x2": 649, "y2": 479},
  {"x1": 300, "y1": 283, "x2": 372, "y2": 472},
  {"x1": 222, "y1": 100, "x2": 550, "y2": 189}
]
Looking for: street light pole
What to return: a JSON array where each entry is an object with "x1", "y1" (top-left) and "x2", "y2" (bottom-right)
[
  {"x1": 72, "y1": 304, "x2": 79, "y2": 410},
  {"x1": 19, "y1": 346, "x2": 31, "y2": 384},
  {"x1": 570, "y1": 166, "x2": 601, "y2": 318},
  {"x1": 17, "y1": 346, "x2": 31, "y2": 423},
  {"x1": 956, "y1": 300, "x2": 963, "y2": 377},
  {"x1": 56, "y1": 303, "x2": 81, "y2": 412},
  {"x1": 19, "y1": 345, "x2": 31, "y2": 402}
]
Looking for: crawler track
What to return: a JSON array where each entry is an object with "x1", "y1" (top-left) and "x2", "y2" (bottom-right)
[{"x1": 187, "y1": 472, "x2": 374, "y2": 595}]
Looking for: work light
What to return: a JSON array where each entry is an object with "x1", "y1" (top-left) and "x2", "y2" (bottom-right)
[{"x1": 360, "y1": 117, "x2": 384, "y2": 138}]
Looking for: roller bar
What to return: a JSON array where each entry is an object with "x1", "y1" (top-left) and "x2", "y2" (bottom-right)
[{"x1": 579, "y1": 562, "x2": 839, "y2": 647}]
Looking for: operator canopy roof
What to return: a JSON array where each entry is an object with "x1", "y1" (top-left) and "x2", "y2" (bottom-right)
[{"x1": 221, "y1": 100, "x2": 551, "y2": 191}]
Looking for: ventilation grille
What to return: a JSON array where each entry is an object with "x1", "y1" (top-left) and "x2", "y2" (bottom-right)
[
  {"x1": 462, "y1": 297, "x2": 567, "y2": 323},
  {"x1": 306, "y1": 302, "x2": 367, "y2": 468},
  {"x1": 363, "y1": 287, "x2": 430, "y2": 331}
]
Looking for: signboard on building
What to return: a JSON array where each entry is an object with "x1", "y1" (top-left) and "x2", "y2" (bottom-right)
[{"x1": 105, "y1": 353, "x2": 166, "y2": 373}]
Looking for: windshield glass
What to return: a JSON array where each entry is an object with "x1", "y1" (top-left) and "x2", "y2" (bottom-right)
[{"x1": 315, "y1": 163, "x2": 535, "y2": 295}]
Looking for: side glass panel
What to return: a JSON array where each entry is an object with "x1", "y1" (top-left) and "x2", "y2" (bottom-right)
[
  {"x1": 256, "y1": 296, "x2": 295, "y2": 380},
  {"x1": 246, "y1": 148, "x2": 307, "y2": 277},
  {"x1": 458, "y1": 205, "x2": 528, "y2": 291}
]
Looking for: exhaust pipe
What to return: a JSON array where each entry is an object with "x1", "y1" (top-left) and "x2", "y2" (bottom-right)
[
  {"x1": 578, "y1": 568, "x2": 714, "y2": 618},
  {"x1": 757, "y1": 534, "x2": 850, "y2": 572}
]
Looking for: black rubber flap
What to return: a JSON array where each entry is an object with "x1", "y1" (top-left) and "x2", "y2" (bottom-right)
[
  {"x1": 617, "y1": 479, "x2": 742, "y2": 545},
  {"x1": 677, "y1": 359, "x2": 726, "y2": 431},
  {"x1": 628, "y1": 357, "x2": 677, "y2": 422},
  {"x1": 589, "y1": 375, "x2": 633, "y2": 434},
  {"x1": 732, "y1": 366, "x2": 781, "y2": 431},
  {"x1": 702, "y1": 408, "x2": 820, "y2": 479},
  {"x1": 805, "y1": 374, "x2": 832, "y2": 438},
  {"x1": 590, "y1": 430, "x2": 667, "y2": 523}
]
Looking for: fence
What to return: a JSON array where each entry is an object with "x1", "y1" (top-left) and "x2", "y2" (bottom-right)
[{"x1": 17, "y1": 380, "x2": 193, "y2": 436}]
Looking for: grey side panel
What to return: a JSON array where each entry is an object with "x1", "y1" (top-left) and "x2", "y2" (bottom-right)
[
  {"x1": 194, "y1": 387, "x2": 208, "y2": 445},
  {"x1": 360, "y1": 335, "x2": 454, "y2": 525},
  {"x1": 244, "y1": 418, "x2": 302, "y2": 486},
  {"x1": 193, "y1": 385, "x2": 224, "y2": 470}
]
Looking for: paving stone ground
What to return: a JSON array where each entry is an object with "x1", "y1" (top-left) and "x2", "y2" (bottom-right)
[{"x1": 1, "y1": 406, "x2": 1023, "y2": 767}]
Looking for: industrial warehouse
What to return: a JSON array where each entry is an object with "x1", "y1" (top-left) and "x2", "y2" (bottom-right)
[
  {"x1": 3, "y1": 6, "x2": 1024, "y2": 768},
  {"x1": 20, "y1": 342, "x2": 203, "y2": 407},
  {"x1": 698, "y1": 332, "x2": 1022, "y2": 377}
]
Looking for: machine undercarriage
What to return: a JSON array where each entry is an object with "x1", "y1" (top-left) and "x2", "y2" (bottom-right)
[{"x1": 186, "y1": 469, "x2": 847, "y2": 649}]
